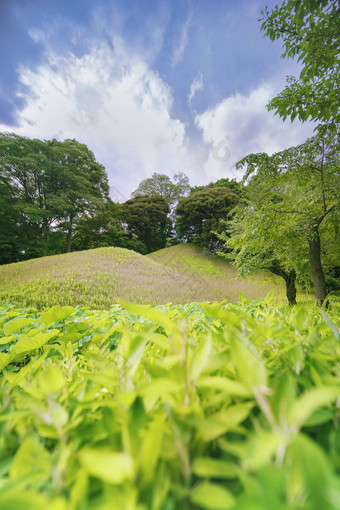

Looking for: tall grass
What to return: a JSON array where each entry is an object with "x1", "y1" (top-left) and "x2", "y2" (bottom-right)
[{"x1": 0, "y1": 244, "x2": 308, "y2": 310}]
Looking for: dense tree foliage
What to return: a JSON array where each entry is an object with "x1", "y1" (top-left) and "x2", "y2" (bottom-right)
[
  {"x1": 176, "y1": 187, "x2": 239, "y2": 249},
  {"x1": 261, "y1": 0, "x2": 340, "y2": 131},
  {"x1": 223, "y1": 133, "x2": 339, "y2": 305},
  {"x1": 0, "y1": 133, "x2": 110, "y2": 262},
  {"x1": 132, "y1": 172, "x2": 190, "y2": 208},
  {"x1": 190, "y1": 178, "x2": 244, "y2": 198},
  {"x1": 122, "y1": 194, "x2": 170, "y2": 253}
]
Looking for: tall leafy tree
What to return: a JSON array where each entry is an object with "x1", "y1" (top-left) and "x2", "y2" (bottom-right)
[
  {"x1": 231, "y1": 133, "x2": 339, "y2": 305},
  {"x1": 175, "y1": 187, "x2": 239, "y2": 249},
  {"x1": 132, "y1": 172, "x2": 190, "y2": 208},
  {"x1": 0, "y1": 133, "x2": 110, "y2": 261},
  {"x1": 122, "y1": 194, "x2": 170, "y2": 253},
  {"x1": 260, "y1": 0, "x2": 340, "y2": 131}
]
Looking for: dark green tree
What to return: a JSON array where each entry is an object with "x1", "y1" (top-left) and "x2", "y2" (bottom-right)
[
  {"x1": 122, "y1": 194, "x2": 170, "y2": 253},
  {"x1": 0, "y1": 133, "x2": 110, "y2": 261},
  {"x1": 261, "y1": 0, "x2": 340, "y2": 131},
  {"x1": 175, "y1": 187, "x2": 239, "y2": 249},
  {"x1": 228, "y1": 132, "x2": 339, "y2": 305}
]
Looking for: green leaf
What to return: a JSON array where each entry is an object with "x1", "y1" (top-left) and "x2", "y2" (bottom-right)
[
  {"x1": 78, "y1": 449, "x2": 134, "y2": 484},
  {"x1": 191, "y1": 337, "x2": 212, "y2": 380},
  {"x1": 289, "y1": 386, "x2": 340, "y2": 428},
  {"x1": 0, "y1": 353, "x2": 12, "y2": 370},
  {"x1": 243, "y1": 430, "x2": 281, "y2": 471},
  {"x1": 229, "y1": 333, "x2": 267, "y2": 392},
  {"x1": 190, "y1": 481, "x2": 235, "y2": 509},
  {"x1": 12, "y1": 330, "x2": 59, "y2": 357},
  {"x1": 192, "y1": 457, "x2": 239, "y2": 479},
  {"x1": 295, "y1": 308, "x2": 309, "y2": 330},
  {"x1": 40, "y1": 306, "x2": 75, "y2": 326},
  {"x1": 197, "y1": 376, "x2": 251, "y2": 397},
  {"x1": 10, "y1": 436, "x2": 51, "y2": 480},
  {"x1": 39, "y1": 365, "x2": 66, "y2": 393},
  {"x1": 3, "y1": 318, "x2": 36, "y2": 335}
]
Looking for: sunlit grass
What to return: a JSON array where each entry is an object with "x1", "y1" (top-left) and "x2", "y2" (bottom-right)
[{"x1": 0, "y1": 244, "x2": 311, "y2": 310}]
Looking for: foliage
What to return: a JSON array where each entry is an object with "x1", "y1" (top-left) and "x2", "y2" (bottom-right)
[
  {"x1": 176, "y1": 187, "x2": 239, "y2": 249},
  {"x1": 0, "y1": 132, "x2": 110, "y2": 262},
  {"x1": 226, "y1": 133, "x2": 340, "y2": 305},
  {"x1": 0, "y1": 297, "x2": 339, "y2": 509},
  {"x1": 132, "y1": 172, "x2": 190, "y2": 209},
  {"x1": 260, "y1": 0, "x2": 340, "y2": 131},
  {"x1": 191, "y1": 178, "x2": 244, "y2": 198},
  {"x1": 122, "y1": 195, "x2": 171, "y2": 253}
]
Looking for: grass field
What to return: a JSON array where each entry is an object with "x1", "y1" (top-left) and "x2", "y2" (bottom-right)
[{"x1": 0, "y1": 244, "x2": 294, "y2": 310}]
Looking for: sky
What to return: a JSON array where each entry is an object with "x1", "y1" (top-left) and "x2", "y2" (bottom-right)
[{"x1": 0, "y1": 0, "x2": 316, "y2": 200}]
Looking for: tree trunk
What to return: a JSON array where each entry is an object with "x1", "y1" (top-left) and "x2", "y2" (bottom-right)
[
  {"x1": 285, "y1": 269, "x2": 297, "y2": 306},
  {"x1": 308, "y1": 225, "x2": 327, "y2": 305},
  {"x1": 66, "y1": 229, "x2": 72, "y2": 253},
  {"x1": 269, "y1": 264, "x2": 297, "y2": 306}
]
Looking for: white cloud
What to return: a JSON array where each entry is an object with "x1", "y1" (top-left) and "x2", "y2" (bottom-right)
[
  {"x1": 195, "y1": 83, "x2": 316, "y2": 182},
  {"x1": 171, "y1": 12, "x2": 192, "y2": 67},
  {"x1": 187, "y1": 73, "x2": 204, "y2": 106},
  {"x1": 1, "y1": 38, "x2": 187, "y2": 199}
]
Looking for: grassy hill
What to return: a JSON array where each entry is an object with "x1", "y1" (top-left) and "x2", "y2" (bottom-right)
[{"x1": 0, "y1": 244, "x2": 287, "y2": 309}]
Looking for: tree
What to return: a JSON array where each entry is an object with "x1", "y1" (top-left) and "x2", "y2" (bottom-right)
[
  {"x1": 132, "y1": 172, "x2": 190, "y2": 208},
  {"x1": 219, "y1": 185, "x2": 307, "y2": 305},
  {"x1": 175, "y1": 187, "x2": 239, "y2": 249},
  {"x1": 122, "y1": 195, "x2": 170, "y2": 253},
  {"x1": 0, "y1": 133, "x2": 110, "y2": 260},
  {"x1": 191, "y1": 178, "x2": 244, "y2": 198},
  {"x1": 260, "y1": 0, "x2": 340, "y2": 131},
  {"x1": 231, "y1": 132, "x2": 339, "y2": 305}
]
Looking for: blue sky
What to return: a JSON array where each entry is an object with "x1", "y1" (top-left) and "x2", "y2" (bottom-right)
[{"x1": 0, "y1": 0, "x2": 315, "y2": 199}]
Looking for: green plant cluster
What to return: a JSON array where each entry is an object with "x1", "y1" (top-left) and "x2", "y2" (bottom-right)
[{"x1": 0, "y1": 297, "x2": 339, "y2": 509}]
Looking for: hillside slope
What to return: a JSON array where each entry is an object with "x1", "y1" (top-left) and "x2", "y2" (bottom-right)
[{"x1": 0, "y1": 245, "x2": 285, "y2": 309}]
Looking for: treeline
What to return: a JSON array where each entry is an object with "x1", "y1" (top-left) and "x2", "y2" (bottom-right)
[{"x1": 0, "y1": 132, "x2": 240, "y2": 261}]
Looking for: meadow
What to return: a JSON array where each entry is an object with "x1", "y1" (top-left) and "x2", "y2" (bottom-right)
[
  {"x1": 0, "y1": 244, "x2": 290, "y2": 310},
  {"x1": 0, "y1": 246, "x2": 339, "y2": 509}
]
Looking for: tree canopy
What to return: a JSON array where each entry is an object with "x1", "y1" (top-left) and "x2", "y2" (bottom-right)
[
  {"x1": 132, "y1": 172, "x2": 190, "y2": 208},
  {"x1": 0, "y1": 133, "x2": 110, "y2": 261},
  {"x1": 176, "y1": 187, "x2": 239, "y2": 249},
  {"x1": 223, "y1": 132, "x2": 340, "y2": 304},
  {"x1": 122, "y1": 194, "x2": 170, "y2": 253},
  {"x1": 260, "y1": 0, "x2": 340, "y2": 130}
]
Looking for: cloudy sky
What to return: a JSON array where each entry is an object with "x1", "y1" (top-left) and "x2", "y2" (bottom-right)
[{"x1": 0, "y1": 0, "x2": 316, "y2": 200}]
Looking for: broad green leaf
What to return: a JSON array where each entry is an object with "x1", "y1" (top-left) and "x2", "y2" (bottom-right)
[
  {"x1": 192, "y1": 457, "x2": 239, "y2": 479},
  {"x1": 78, "y1": 448, "x2": 134, "y2": 484},
  {"x1": 191, "y1": 337, "x2": 212, "y2": 380},
  {"x1": 139, "y1": 416, "x2": 165, "y2": 483},
  {"x1": 3, "y1": 317, "x2": 36, "y2": 335},
  {"x1": 286, "y1": 433, "x2": 335, "y2": 507},
  {"x1": 295, "y1": 308, "x2": 309, "y2": 330},
  {"x1": 40, "y1": 306, "x2": 75, "y2": 326},
  {"x1": 229, "y1": 333, "x2": 267, "y2": 392},
  {"x1": 126, "y1": 334, "x2": 148, "y2": 378},
  {"x1": 0, "y1": 353, "x2": 12, "y2": 370},
  {"x1": 12, "y1": 329, "x2": 59, "y2": 357},
  {"x1": 10, "y1": 436, "x2": 51, "y2": 480},
  {"x1": 0, "y1": 492, "x2": 47, "y2": 510},
  {"x1": 197, "y1": 376, "x2": 251, "y2": 397},
  {"x1": 0, "y1": 335, "x2": 15, "y2": 345},
  {"x1": 139, "y1": 379, "x2": 183, "y2": 400},
  {"x1": 39, "y1": 365, "x2": 66, "y2": 393},
  {"x1": 190, "y1": 481, "x2": 235, "y2": 509},
  {"x1": 288, "y1": 386, "x2": 339, "y2": 428},
  {"x1": 243, "y1": 430, "x2": 282, "y2": 471}
]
